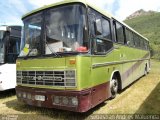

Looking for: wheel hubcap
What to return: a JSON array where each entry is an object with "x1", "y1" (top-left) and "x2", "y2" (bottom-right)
[{"x1": 111, "y1": 79, "x2": 118, "y2": 93}]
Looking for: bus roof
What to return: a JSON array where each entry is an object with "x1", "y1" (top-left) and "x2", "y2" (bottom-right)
[
  {"x1": 22, "y1": 0, "x2": 148, "y2": 42},
  {"x1": 22, "y1": 0, "x2": 112, "y2": 19},
  {"x1": 0, "y1": 26, "x2": 7, "y2": 31},
  {"x1": 0, "y1": 25, "x2": 21, "y2": 31}
]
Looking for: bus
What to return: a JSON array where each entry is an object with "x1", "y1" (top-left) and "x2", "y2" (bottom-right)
[
  {"x1": 16, "y1": 0, "x2": 150, "y2": 112},
  {"x1": 0, "y1": 25, "x2": 21, "y2": 91}
]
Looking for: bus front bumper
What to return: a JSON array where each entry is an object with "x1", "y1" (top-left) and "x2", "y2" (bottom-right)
[{"x1": 16, "y1": 86, "x2": 92, "y2": 112}]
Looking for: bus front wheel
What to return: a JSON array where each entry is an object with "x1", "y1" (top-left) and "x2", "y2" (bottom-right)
[{"x1": 110, "y1": 77, "x2": 118, "y2": 99}]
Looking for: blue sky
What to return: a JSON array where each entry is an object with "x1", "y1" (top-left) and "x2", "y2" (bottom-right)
[{"x1": 0, "y1": 0, "x2": 160, "y2": 26}]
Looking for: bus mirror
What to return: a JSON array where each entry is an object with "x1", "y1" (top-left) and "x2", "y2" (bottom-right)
[{"x1": 94, "y1": 19, "x2": 102, "y2": 35}]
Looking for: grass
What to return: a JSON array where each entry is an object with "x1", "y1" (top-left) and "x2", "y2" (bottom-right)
[{"x1": 0, "y1": 60, "x2": 160, "y2": 119}]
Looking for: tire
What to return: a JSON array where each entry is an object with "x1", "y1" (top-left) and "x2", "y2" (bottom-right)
[{"x1": 110, "y1": 77, "x2": 118, "y2": 99}]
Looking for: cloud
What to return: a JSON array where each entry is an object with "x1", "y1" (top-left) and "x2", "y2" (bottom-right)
[
  {"x1": 22, "y1": 0, "x2": 160, "y2": 21},
  {"x1": 0, "y1": 0, "x2": 29, "y2": 25},
  {"x1": 1, "y1": 0, "x2": 160, "y2": 26},
  {"x1": 8, "y1": 0, "x2": 28, "y2": 14},
  {"x1": 87, "y1": 0, "x2": 115, "y2": 10},
  {"x1": 27, "y1": 0, "x2": 116, "y2": 15},
  {"x1": 28, "y1": 0, "x2": 62, "y2": 8}
]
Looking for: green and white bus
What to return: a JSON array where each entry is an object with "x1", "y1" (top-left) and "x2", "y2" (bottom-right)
[{"x1": 16, "y1": 0, "x2": 150, "y2": 112}]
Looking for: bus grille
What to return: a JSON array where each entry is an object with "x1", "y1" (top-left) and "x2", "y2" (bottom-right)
[{"x1": 17, "y1": 70, "x2": 76, "y2": 87}]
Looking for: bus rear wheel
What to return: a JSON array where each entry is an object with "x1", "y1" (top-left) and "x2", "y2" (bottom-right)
[{"x1": 110, "y1": 77, "x2": 118, "y2": 99}]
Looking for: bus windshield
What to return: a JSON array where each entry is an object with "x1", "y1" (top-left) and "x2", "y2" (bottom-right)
[
  {"x1": 0, "y1": 29, "x2": 21, "y2": 63},
  {"x1": 20, "y1": 4, "x2": 88, "y2": 57},
  {"x1": 20, "y1": 12, "x2": 42, "y2": 57},
  {"x1": 0, "y1": 31, "x2": 5, "y2": 63}
]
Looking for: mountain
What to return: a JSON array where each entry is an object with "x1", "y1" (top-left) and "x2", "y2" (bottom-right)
[
  {"x1": 126, "y1": 9, "x2": 157, "y2": 20},
  {"x1": 124, "y1": 11, "x2": 160, "y2": 60}
]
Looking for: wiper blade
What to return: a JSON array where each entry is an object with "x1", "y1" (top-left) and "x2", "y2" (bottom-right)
[{"x1": 46, "y1": 41, "x2": 61, "y2": 57}]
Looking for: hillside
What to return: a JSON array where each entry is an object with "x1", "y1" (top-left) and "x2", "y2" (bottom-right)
[
  {"x1": 124, "y1": 11, "x2": 160, "y2": 59},
  {"x1": 126, "y1": 9, "x2": 156, "y2": 20}
]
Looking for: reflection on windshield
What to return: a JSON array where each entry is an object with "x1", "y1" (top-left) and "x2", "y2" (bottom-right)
[
  {"x1": 19, "y1": 4, "x2": 88, "y2": 57},
  {"x1": 19, "y1": 13, "x2": 42, "y2": 57},
  {"x1": 45, "y1": 5, "x2": 87, "y2": 54}
]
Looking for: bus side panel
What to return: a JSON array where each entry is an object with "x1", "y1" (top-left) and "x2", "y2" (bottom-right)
[
  {"x1": 76, "y1": 56, "x2": 92, "y2": 90},
  {"x1": 0, "y1": 64, "x2": 16, "y2": 91},
  {"x1": 90, "y1": 53, "x2": 115, "y2": 104},
  {"x1": 77, "y1": 56, "x2": 111, "y2": 108},
  {"x1": 111, "y1": 44, "x2": 150, "y2": 89},
  {"x1": 121, "y1": 46, "x2": 141, "y2": 88},
  {"x1": 119, "y1": 45, "x2": 150, "y2": 89}
]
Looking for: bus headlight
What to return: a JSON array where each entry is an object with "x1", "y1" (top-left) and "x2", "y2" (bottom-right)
[
  {"x1": 54, "y1": 96, "x2": 60, "y2": 104},
  {"x1": 17, "y1": 92, "x2": 21, "y2": 98},
  {"x1": 53, "y1": 96, "x2": 78, "y2": 106},
  {"x1": 71, "y1": 97, "x2": 78, "y2": 106},
  {"x1": 22, "y1": 92, "x2": 27, "y2": 98},
  {"x1": 27, "y1": 93, "x2": 32, "y2": 99},
  {"x1": 65, "y1": 70, "x2": 75, "y2": 78},
  {"x1": 62, "y1": 97, "x2": 69, "y2": 105}
]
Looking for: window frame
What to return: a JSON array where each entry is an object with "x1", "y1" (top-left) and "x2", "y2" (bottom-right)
[
  {"x1": 125, "y1": 28, "x2": 134, "y2": 47},
  {"x1": 101, "y1": 16, "x2": 112, "y2": 41},
  {"x1": 113, "y1": 21, "x2": 125, "y2": 45},
  {"x1": 87, "y1": 7, "x2": 113, "y2": 55}
]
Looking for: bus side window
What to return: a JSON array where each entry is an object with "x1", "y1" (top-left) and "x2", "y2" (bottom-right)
[
  {"x1": 141, "y1": 38, "x2": 146, "y2": 50},
  {"x1": 101, "y1": 18, "x2": 111, "y2": 40},
  {"x1": 88, "y1": 8, "x2": 100, "y2": 37},
  {"x1": 88, "y1": 15, "x2": 95, "y2": 37},
  {"x1": 88, "y1": 8, "x2": 113, "y2": 54},
  {"x1": 125, "y1": 28, "x2": 134, "y2": 47},
  {"x1": 95, "y1": 39, "x2": 113, "y2": 54},
  {"x1": 140, "y1": 37, "x2": 144, "y2": 50},
  {"x1": 144, "y1": 41, "x2": 149, "y2": 50},
  {"x1": 112, "y1": 21, "x2": 117, "y2": 42},
  {"x1": 95, "y1": 18, "x2": 113, "y2": 54},
  {"x1": 115, "y1": 22, "x2": 125, "y2": 44},
  {"x1": 133, "y1": 33, "x2": 137, "y2": 47},
  {"x1": 133, "y1": 33, "x2": 140, "y2": 48}
]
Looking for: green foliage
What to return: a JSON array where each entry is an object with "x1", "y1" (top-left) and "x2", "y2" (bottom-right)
[{"x1": 124, "y1": 12, "x2": 160, "y2": 60}]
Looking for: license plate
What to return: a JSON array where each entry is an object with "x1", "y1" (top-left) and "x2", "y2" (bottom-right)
[{"x1": 35, "y1": 95, "x2": 45, "y2": 101}]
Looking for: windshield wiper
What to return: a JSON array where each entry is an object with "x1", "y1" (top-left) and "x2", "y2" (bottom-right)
[{"x1": 45, "y1": 40, "x2": 62, "y2": 58}]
